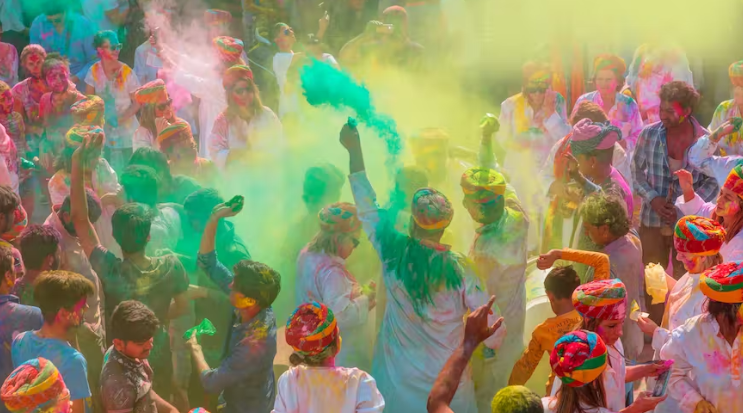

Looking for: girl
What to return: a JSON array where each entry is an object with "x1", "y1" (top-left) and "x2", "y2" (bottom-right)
[{"x1": 132, "y1": 79, "x2": 181, "y2": 150}]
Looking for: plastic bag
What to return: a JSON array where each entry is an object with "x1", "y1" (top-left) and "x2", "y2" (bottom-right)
[
  {"x1": 628, "y1": 300, "x2": 649, "y2": 321},
  {"x1": 183, "y1": 318, "x2": 217, "y2": 340},
  {"x1": 644, "y1": 263, "x2": 668, "y2": 305}
]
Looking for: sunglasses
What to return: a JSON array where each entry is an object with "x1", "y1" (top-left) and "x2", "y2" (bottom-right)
[
  {"x1": 284, "y1": 28, "x2": 292, "y2": 35},
  {"x1": 350, "y1": 237, "x2": 360, "y2": 248},
  {"x1": 108, "y1": 43, "x2": 123, "y2": 51},
  {"x1": 156, "y1": 99, "x2": 173, "y2": 112},
  {"x1": 48, "y1": 16, "x2": 64, "y2": 25},
  {"x1": 233, "y1": 86, "x2": 253, "y2": 95},
  {"x1": 524, "y1": 86, "x2": 547, "y2": 94}
]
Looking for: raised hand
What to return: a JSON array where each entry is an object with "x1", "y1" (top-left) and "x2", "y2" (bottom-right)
[
  {"x1": 536, "y1": 249, "x2": 561, "y2": 270},
  {"x1": 463, "y1": 296, "x2": 503, "y2": 350},
  {"x1": 339, "y1": 120, "x2": 360, "y2": 151}
]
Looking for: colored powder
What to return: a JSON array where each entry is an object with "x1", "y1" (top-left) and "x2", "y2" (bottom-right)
[
  {"x1": 300, "y1": 60, "x2": 402, "y2": 171},
  {"x1": 183, "y1": 318, "x2": 217, "y2": 340}
]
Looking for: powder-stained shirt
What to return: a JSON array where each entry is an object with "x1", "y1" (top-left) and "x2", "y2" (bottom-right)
[
  {"x1": 0, "y1": 43, "x2": 18, "y2": 86},
  {"x1": 208, "y1": 108, "x2": 284, "y2": 169},
  {"x1": 631, "y1": 118, "x2": 718, "y2": 228},
  {"x1": 197, "y1": 250, "x2": 277, "y2": 413},
  {"x1": 100, "y1": 347, "x2": 156, "y2": 413},
  {"x1": 661, "y1": 313, "x2": 743, "y2": 413},
  {"x1": 84, "y1": 62, "x2": 140, "y2": 149},
  {"x1": 572, "y1": 91, "x2": 644, "y2": 153},
  {"x1": 0, "y1": 295, "x2": 42, "y2": 413},
  {"x1": 708, "y1": 99, "x2": 743, "y2": 156},
  {"x1": 29, "y1": 12, "x2": 97, "y2": 80},
  {"x1": 273, "y1": 365, "x2": 385, "y2": 413},
  {"x1": 11, "y1": 77, "x2": 47, "y2": 146}
]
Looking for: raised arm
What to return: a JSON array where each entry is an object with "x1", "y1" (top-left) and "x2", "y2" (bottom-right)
[
  {"x1": 537, "y1": 248, "x2": 611, "y2": 281},
  {"x1": 197, "y1": 197, "x2": 244, "y2": 294},
  {"x1": 688, "y1": 120, "x2": 743, "y2": 184},
  {"x1": 478, "y1": 113, "x2": 500, "y2": 169},
  {"x1": 70, "y1": 133, "x2": 102, "y2": 258}
]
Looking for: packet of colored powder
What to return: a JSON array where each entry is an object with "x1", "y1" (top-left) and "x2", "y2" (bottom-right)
[{"x1": 183, "y1": 318, "x2": 217, "y2": 340}]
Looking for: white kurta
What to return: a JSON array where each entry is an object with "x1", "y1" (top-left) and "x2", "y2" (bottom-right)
[
  {"x1": 295, "y1": 248, "x2": 372, "y2": 370},
  {"x1": 174, "y1": 70, "x2": 226, "y2": 159},
  {"x1": 661, "y1": 314, "x2": 743, "y2": 413},
  {"x1": 675, "y1": 194, "x2": 743, "y2": 262},
  {"x1": 349, "y1": 171, "x2": 506, "y2": 413},
  {"x1": 272, "y1": 365, "x2": 385, "y2": 413},
  {"x1": 541, "y1": 397, "x2": 614, "y2": 413}
]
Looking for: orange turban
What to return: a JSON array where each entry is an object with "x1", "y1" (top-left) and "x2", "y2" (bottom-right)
[
  {"x1": 213, "y1": 36, "x2": 244, "y2": 64},
  {"x1": 157, "y1": 122, "x2": 193, "y2": 152},
  {"x1": 134, "y1": 79, "x2": 169, "y2": 105}
]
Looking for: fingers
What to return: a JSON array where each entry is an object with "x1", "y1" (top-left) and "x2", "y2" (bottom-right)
[{"x1": 488, "y1": 317, "x2": 504, "y2": 335}]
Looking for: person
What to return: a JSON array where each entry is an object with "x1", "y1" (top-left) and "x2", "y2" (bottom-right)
[
  {"x1": 11, "y1": 45, "x2": 47, "y2": 161},
  {"x1": 623, "y1": 44, "x2": 694, "y2": 125},
  {"x1": 274, "y1": 301, "x2": 385, "y2": 412},
  {"x1": 0, "y1": 185, "x2": 21, "y2": 249},
  {"x1": 572, "y1": 55, "x2": 643, "y2": 155},
  {"x1": 303, "y1": 34, "x2": 339, "y2": 68},
  {"x1": 70, "y1": 95, "x2": 105, "y2": 127},
  {"x1": 542, "y1": 330, "x2": 665, "y2": 413},
  {"x1": 69, "y1": 132, "x2": 188, "y2": 399},
  {"x1": 0, "y1": 23, "x2": 18, "y2": 87},
  {"x1": 1, "y1": 358, "x2": 71, "y2": 413},
  {"x1": 13, "y1": 224, "x2": 62, "y2": 306},
  {"x1": 0, "y1": 84, "x2": 22, "y2": 190},
  {"x1": 0, "y1": 123, "x2": 19, "y2": 195},
  {"x1": 11, "y1": 271, "x2": 95, "y2": 413},
  {"x1": 156, "y1": 122, "x2": 217, "y2": 186},
  {"x1": 707, "y1": 60, "x2": 743, "y2": 155},
  {"x1": 132, "y1": 79, "x2": 180, "y2": 150},
  {"x1": 273, "y1": 23, "x2": 296, "y2": 118},
  {"x1": 29, "y1": 3, "x2": 97, "y2": 87},
  {"x1": 635, "y1": 215, "x2": 725, "y2": 413},
  {"x1": 295, "y1": 202, "x2": 375, "y2": 369},
  {"x1": 426, "y1": 296, "x2": 506, "y2": 413},
  {"x1": 128, "y1": 147, "x2": 199, "y2": 204},
  {"x1": 85, "y1": 30, "x2": 141, "y2": 172},
  {"x1": 510, "y1": 250, "x2": 608, "y2": 392},
  {"x1": 208, "y1": 65, "x2": 283, "y2": 170},
  {"x1": 341, "y1": 120, "x2": 506, "y2": 413},
  {"x1": 661, "y1": 260, "x2": 743, "y2": 413},
  {"x1": 631, "y1": 81, "x2": 718, "y2": 281},
  {"x1": 0, "y1": 245, "x2": 43, "y2": 403},
  {"x1": 80, "y1": 0, "x2": 128, "y2": 32},
  {"x1": 186, "y1": 199, "x2": 281, "y2": 413},
  {"x1": 318, "y1": 0, "x2": 377, "y2": 53},
  {"x1": 100, "y1": 300, "x2": 179, "y2": 413}
]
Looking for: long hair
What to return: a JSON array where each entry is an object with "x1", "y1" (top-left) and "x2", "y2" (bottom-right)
[
  {"x1": 225, "y1": 77, "x2": 264, "y2": 121},
  {"x1": 288, "y1": 339, "x2": 338, "y2": 367},
  {"x1": 712, "y1": 196, "x2": 743, "y2": 242},
  {"x1": 554, "y1": 378, "x2": 607, "y2": 413},
  {"x1": 706, "y1": 299, "x2": 743, "y2": 333},
  {"x1": 306, "y1": 231, "x2": 344, "y2": 256},
  {"x1": 137, "y1": 103, "x2": 157, "y2": 139}
]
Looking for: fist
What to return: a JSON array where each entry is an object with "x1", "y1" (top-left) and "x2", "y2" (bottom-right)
[{"x1": 339, "y1": 121, "x2": 360, "y2": 150}]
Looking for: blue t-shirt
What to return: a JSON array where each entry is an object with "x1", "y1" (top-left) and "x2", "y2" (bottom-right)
[
  {"x1": 11, "y1": 331, "x2": 92, "y2": 412},
  {"x1": 0, "y1": 295, "x2": 43, "y2": 413}
]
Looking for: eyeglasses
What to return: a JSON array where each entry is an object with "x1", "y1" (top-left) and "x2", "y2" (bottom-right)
[
  {"x1": 108, "y1": 43, "x2": 123, "y2": 51},
  {"x1": 48, "y1": 15, "x2": 64, "y2": 25},
  {"x1": 350, "y1": 237, "x2": 360, "y2": 248},
  {"x1": 156, "y1": 99, "x2": 173, "y2": 112},
  {"x1": 233, "y1": 86, "x2": 253, "y2": 95}
]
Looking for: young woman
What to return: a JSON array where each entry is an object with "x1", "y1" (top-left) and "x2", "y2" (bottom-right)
[
  {"x1": 636, "y1": 215, "x2": 726, "y2": 413},
  {"x1": 84, "y1": 30, "x2": 141, "y2": 172},
  {"x1": 274, "y1": 302, "x2": 385, "y2": 412},
  {"x1": 132, "y1": 78, "x2": 180, "y2": 150},
  {"x1": 295, "y1": 202, "x2": 375, "y2": 370},
  {"x1": 11, "y1": 45, "x2": 47, "y2": 157},
  {"x1": 208, "y1": 64, "x2": 282, "y2": 170},
  {"x1": 662, "y1": 261, "x2": 743, "y2": 413}
]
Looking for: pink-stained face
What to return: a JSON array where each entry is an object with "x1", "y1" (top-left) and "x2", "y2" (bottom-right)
[
  {"x1": 155, "y1": 99, "x2": 175, "y2": 121},
  {"x1": 231, "y1": 80, "x2": 254, "y2": 108},
  {"x1": 68, "y1": 297, "x2": 88, "y2": 327},
  {"x1": 676, "y1": 251, "x2": 707, "y2": 273},
  {"x1": 659, "y1": 99, "x2": 689, "y2": 128},
  {"x1": 96, "y1": 39, "x2": 121, "y2": 61},
  {"x1": 595, "y1": 69, "x2": 618, "y2": 96},
  {"x1": 23, "y1": 52, "x2": 45, "y2": 78},
  {"x1": 596, "y1": 318, "x2": 624, "y2": 346},
  {"x1": 734, "y1": 86, "x2": 743, "y2": 107},
  {"x1": 0, "y1": 90, "x2": 13, "y2": 115},
  {"x1": 45, "y1": 64, "x2": 70, "y2": 93},
  {"x1": 716, "y1": 188, "x2": 742, "y2": 218}
]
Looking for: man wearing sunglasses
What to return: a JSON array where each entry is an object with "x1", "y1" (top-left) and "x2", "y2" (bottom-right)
[
  {"x1": 29, "y1": 4, "x2": 97, "y2": 89},
  {"x1": 273, "y1": 23, "x2": 296, "y2": 119}
]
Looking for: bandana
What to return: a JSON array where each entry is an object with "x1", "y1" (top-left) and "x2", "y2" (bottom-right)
[
  {"x1": 213, "y1": 36, "x2": 244, "y2": 64},
  {"x1": 1, "y1": 206, "x2": 27, "y2": 243},
  {"x1": 285, "y1": 302, "x2": 339, "y2": 356},
  {"x1": 593, "y1": 54, "x2": 627, "y2": 79},
  {"x1": 157, "y1": 122, "x2": 193, "y2": 152},
  {"x1": 222, "y1": 65, "x2": 253, "y2": 90},
  {"x1": 729, "y1": 60, "x2": 743, "y2": 88},
  {"x1": 65, "y1": 124, "x2": 103, "y2": 148},
  {"x1": 569, "y1": 118, "x2": 622, "y2": 156},
  {"x1": 460, "y1": 167, "x2": 506, "y2": 204},
  {"x1": 674, "y1": 216, "x2": 726, "y2": 256},
  {"x1": 1, "y1": 357, "x2": 69, "y2": 413},
  {"x1": 204, "y1": 9, "x2": 231, "y2": 26},
  {"x1": 573, "y1": 278, "x2": 627, "y2": 321},
  {"x1": 700, "y1": 261, "x2": 743, "y2": 304},
  {"x1": 723, "y1": 163, "x2": 743, "y2": 199},
  {"x1": 411, "y1": 187, "x2": 453, "y2": 230},
  {"x1": 70, "y1": 95, "x2": 104, "y2": 125},
  {"x1": 550, "y1": 330, "x2": 608, "y2": 387},
  {"x1": 134, "y1": 79, "x2": 169, "y2": 105},
  {"x1": 318, "y1": 202, "x2": 360, "y2": 233}
]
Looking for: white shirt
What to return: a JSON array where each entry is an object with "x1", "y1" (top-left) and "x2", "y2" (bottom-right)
[
  {"x1": 688, "y1": 133, "x2": 743, "y2": 185},
  {"x1": 80, "y1": 0, "x2": 122, "y2": 31},
  {"x1": 207, "y1": 108, "x2": 284, "y2": 170},
  {"x1": 272, "y1": 365, "x2": 385, "y2": 413},
  {"x1": 675, "y1": 193, "x2": 743, "y2": 262},
  {"x1": 84, "y1": 62, "x2": 141, "y2": 148},
  {"x1": 132, "y1": 126, "x2": 155, "y2": 151},
  {"x1": 661, "y1": 313, "x2": 743, "y2": 413},
  {"x1": 541, "y1": 397, "x2": 614, "y2": 413},
  {"x1": 0, "y1": 0, "x2": 25, "y2": 32}
]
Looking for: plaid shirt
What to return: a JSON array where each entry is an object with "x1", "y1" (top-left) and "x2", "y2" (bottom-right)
[{"x1": 631, "y1": 118, "x2": 719, "y2": 228}]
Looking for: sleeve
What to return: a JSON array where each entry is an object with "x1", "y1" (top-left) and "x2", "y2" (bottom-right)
[
  {"x1": 96, "y1": 159, "x2": 121, "y2": 195},
  {"x1": 349, "y1": 171, "x2": 395, "y2": 260},
  {"x1": 170, "y1": 255, "x2": 189, "y2": 295},
  {"x1": 10, "y1": 47, "x2": 19, "y2": 86},
  {"x1": 462, "y1": 266, "x2": 507, "y2": 350},
  {"x1": 84, "y1": 65, "x2": 96, "y2": 89},
  {"x1": 560, "y1": 249, "x2": 610, "y2": 281},
  {"x1": 708, "y1": 103, "x2": 726, "y2": 133},
  {"x1": 101, "y1": 374, "x2": 137, "y2": 413},
  {"x1": 271, "y1": 372, "x2": 293, "y2": 413},
  {"x1": 543, "y1": 93, "x2": 571, "y2": 142},
  {"x1": 133, "y1": 47, "x2": 146, "y2": 82},
  {"x1": 197, "y1": 250, "x2": 234, "y2": 294},
  {"x1": 631, "y1": 127, "x2": 659, "y2": 202},
  {"x1": 29, "y1": 18, "x2": 41, "y2": 45},
  {"x1": 199, "y1": 334, "x2": 275, "y2": 393},
  {"x1": 508, "y1": 327, "x2": 546, "y2": 386},
  {"x1": 125, "y1": 68, "x2": 141, "y2": 94},
  {"x1": 317, "y1": 264, "x2": 369, "y2": 330},
  {"x1": 208, "y1": 114, "x2": 230, "y2": 169},
  {"x1": 495, "y1": 99, "x2": 513, "y2": 143},
  {"x1": 539, "y1": 140, "x2": 561, "y2": 186},
  {"x1": 478, "y1": 141, "x2": 498, "y2": 170},
  {"x1": 89, "y1": 246, "x2": 119, "y2": 286},
  {"x1": 173, "y1": 69, "x2": 212, "y2": 99},
  {"x1": 625, "y1": 98, "x2": 644, "y2": 153},
  {"x1": 0, "y1": 155, "x2": 13, "y2": 188},
  {"x1": 651, "y1": 327, "x2": 671, "y2": 352},
  {"x1": 356, "y1": 372, "x2": 386, "y2": 412},
  {"x1": 660, "y1": 328, "x2": 704, "y2": 413},
  {"x1": 674, "y1": 193, "x2": 715, "y2": 218},
  {"x1": 132, "y1": 127, "x2": 154, "y2": 150},
  {"x1": 688, "y1": 134, "x2": 743, "y2": 184},
  {"x1": 66, "y1": 353, "x2": 92, "y2": 400}
]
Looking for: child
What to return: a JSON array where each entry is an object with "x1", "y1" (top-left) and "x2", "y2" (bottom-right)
[{"x1": 274, "y1": 302, "x2": 385, "y2": 412}]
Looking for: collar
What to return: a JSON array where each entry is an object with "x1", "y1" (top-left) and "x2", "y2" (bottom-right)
[
  {"x1": 0, "y1": 294, "x2": 20, "y2": 305},
  {"x1": 476, "y1": 211, "x2": 508, "y2": 234},
  {"x1": 660, "y1": 116, "x2": 708, "y2": 139}
]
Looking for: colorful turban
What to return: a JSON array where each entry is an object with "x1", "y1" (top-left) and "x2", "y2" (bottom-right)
[
  {"x1": 573, "y1": 279, "x2": 627, "y2": 321},
  {"x1": 550, "y1": 330, "x2": 608, "y2": 387},
  {"x1": 318, "y1": 202, "x2": 360, "y2": 233},
  {"x1": 460, "y1": 167, "x2": 506, "y2": 204},
  {"x1": 204, "y1": 9, "x2": 231, "y2": 26},
  {"x1": 569, "y1": 118, "x2": 622, "y2": 157},
  {"x1": 723, "y1": 163, "x2": 743, "y2": 199},
  {"x1": 157, "y1": 122, "x2": 193, "y2": 152},
  {"x1": 729, "y1": 60, "x2": 743, "y2": 88},
  {"x1": 1, "y1": 206, "x2": 27, "y2": 243},
  {"x1": 189, "y1": 409, "x2": 210, "y2": 413},
  {"x1": 134, "y1": 79, "x2": 169, "y2": 105},
  {"x1": 213, "y1": 36, "x2": 244, "y2": 64},
  {"x1": 70, "y1": 95, "x2": 104, "y2": 125},
  {"x1": 522, "y1": 61, "x2": 552, "y2": 89},
  {"x1": 674, "y1": 216, "x2": 726, "y2": 256},
  {"x1": 593, "y1": 54, "x2": 627, "y2": 79},
  {"x1": 286, "y1": 302, "x2": 339, "y2": 356},
  {"x1": 222, "y1": 65, "x2": 253, "y2": 90},
  {"x1": 410, "y1": 188, "x2": 453, "y2": 231},
  {"x1": 65, "y1": 124, "x2": 103, "y2": 148},
  {"x1": 700, "y1": 261, "x2": 743, "y2": 304},
  {"x1": 1, "y1": 358, "x2": 69, "y2": 413}
]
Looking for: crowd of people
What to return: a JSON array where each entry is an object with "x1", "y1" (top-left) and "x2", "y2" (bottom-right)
[{"x1": 0, "y1": 0, "x2": 743, "y2": 413}]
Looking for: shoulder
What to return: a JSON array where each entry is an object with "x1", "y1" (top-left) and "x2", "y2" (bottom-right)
[
  {"x1": 30, "y1": 15, "x2": 45, "y2": 27},
  {"x1": 11, "y1": 79, "x2": 27, "y2": 94},
  {"x1": 259, "y1": 106, "x2": 280, "y2": 121},
  {"x1": 715, "y1": 99, "x2": 735, "y2": 112},
  {"x1": 501, "y1": 94, "x2": 521, "y2": 107}
]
